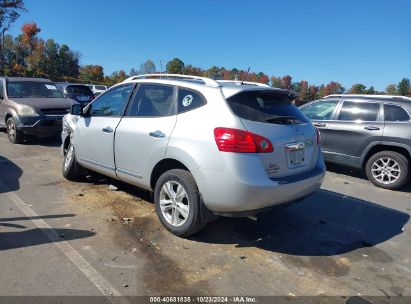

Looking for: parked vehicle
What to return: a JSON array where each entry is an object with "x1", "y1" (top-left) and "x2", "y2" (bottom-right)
[
  {"x1": 0, "y1": 77, "x2": 77, "y2": 144},
  {"x1": 61, "y1": 74, "x2": 325, "y2": 236},
  {"x1": 300, "y1": 94, "x2": 411, "y2": 189},
  {"x1": 56, "y1": 83, "x2": 95, "y2": 106},
  {"x1": 88, "y1": 84, "x2": 108, "y2": 96}
]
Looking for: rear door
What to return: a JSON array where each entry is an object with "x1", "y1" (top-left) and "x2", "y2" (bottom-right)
[
  {"x1": 226, "y1": 90, "x2": 320, "y2": 179},
  {"x1": 299, "y1": 99, "x2": 340, "y2": 147},
  {"x1": 73, "y1": 84, "x2": 134, "y2": 178},
  {"x1": 114, "y1": 83, "x2": 177, "y2": 189},
  {"x1": 382, "y1": 103, "x2": 411, "y2": 147},
  {"x1": 325, "y1": 100, "x2": 384, "y2": 158}
]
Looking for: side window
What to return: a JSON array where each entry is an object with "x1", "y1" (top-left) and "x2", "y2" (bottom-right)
[
  {"x1": 177, "y1": 88, "x2": 206, "y2": 113},
  {"x1": 0, "y1": 81, "x2": 4, "y2": 99},
  {"x1": 89, "y1": 84, "x2": 133, "y2": 116},
  {"x1": 127, "y1": 84, "x2": 175, "y2": 117},
  {"x1": 384, "y1": 104, "x2": 410, "y2": 122},
  {"x1": 338, "y1": 101, "x2": 380, "y2": 122},
  {"x1": 300, "y1": 100, "x2": 339, "y2": 120}
]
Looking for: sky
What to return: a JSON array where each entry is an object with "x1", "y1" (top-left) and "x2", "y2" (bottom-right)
[{"x1": 8, "y1": 0, "x2": 411, "y2": 91}]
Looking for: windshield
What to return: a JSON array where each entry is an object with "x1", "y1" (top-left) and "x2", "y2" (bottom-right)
[
  {"x1": 7, "y1": 81, "x2": 64, "y2": 98},
  {"x1": 66, "y1": 85, "x2": 93, "y2": 95},
  {"x1": 226, "y1": 91, "x2": 308, "y2": 124}
]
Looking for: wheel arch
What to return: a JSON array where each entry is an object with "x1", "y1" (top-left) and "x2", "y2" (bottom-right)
[
  {"x1": 150, "y1": 158, "x2": 191, "y2": 190},
  {"x1": 362, "y1": 143, "x2": 411, "y2": 168}
]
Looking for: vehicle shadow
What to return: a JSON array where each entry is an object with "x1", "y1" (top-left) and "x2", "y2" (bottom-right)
[
  {"x1": 0, "y1": 156, "x2": 22, "y2": 193},
  {"x1": 0, "y1": 214, "x2": 94, "y2": 251},
  {"x1": 24, "y1": 135, "x2": 62, "y2": 147},
  {"x1": 0, "y1": 228, "x2": 95, "y2": 251},
  {"x1": 193, "y1": 189, "x2": 409, "y2": 256},
  {"x1": 326, "y1": 162, "x2": 411, "y2": 193}
]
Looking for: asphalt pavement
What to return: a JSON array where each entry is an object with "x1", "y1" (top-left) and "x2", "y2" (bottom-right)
[{"x1": 0, "y1": 132, "x2": 410, "y2": 298}]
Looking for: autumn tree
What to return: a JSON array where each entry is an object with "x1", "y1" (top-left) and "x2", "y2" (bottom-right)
[
  {"x1": 281, "y1": 75, "x2": 292, "y2": 90},
  {"x1": 270, "y1": 76, "x2": 282, "y2": 88},
  {"x1": 299, "y1": 80, "x2": 309, "y2": 101},
  {"x1": 79, "y1": 64, "x2": 104, "y2": 83},
  {"x1": 324, "y1": 81, "x2": 344, "y2": 95},
  {"x1": 0, "y1": 0, "x2": 26, "y2": 73},
  {"x1": 397, "y1": 78, "x2": 410, "y2": 96},
  {"x1": 166, "y1": 58, "x2": 184, "y2": 74},
  {"x1": 308, "y1": 85, "x2": 317, "y2": 101},
  {"x1": 257, "y1": 72, "x2": 269, "y2": 84}
]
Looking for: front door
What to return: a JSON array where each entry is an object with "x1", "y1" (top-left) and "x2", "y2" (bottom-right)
[{"x1": 73, "y1": 83, "x2": 134, "y2": 178}]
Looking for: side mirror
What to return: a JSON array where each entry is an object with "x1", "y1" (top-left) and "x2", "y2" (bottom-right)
[{"x1": 71, "y1": 104, "x2": 83, "y2": 116}]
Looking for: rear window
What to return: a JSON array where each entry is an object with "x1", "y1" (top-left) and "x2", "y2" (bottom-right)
[
  {"x1": 226, "y1": 91, "x2": 308, "y2": 124},
  {"x1": 66, "y1": 85, "x2": 93, "y2": 95},
  {"x1": 384, "y1": 104, "x2": 410, "y2": 122},
  {"x1": 95, "y1": 85, "x2": 106, "y2": 90}
]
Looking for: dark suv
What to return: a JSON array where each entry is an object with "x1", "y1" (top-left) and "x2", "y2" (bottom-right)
[
  {"x1": 300, "y1": 94, "x2": 411, "y2": 189},
  {"x1": 0, "y1": 77, "x2": 77, "y2": 143}
]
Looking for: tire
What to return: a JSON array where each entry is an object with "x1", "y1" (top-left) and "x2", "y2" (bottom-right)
[
  {"x1": 62, "y1": 142, "x2": 83, "y2": 181},
  {"x1": 365, "y1": 151, "x2": 409, "y2": 190},
  {"x1": 6, "y1": 117, "x2": 24, "y2": 144},
  {"x1": 154, "y1": 169, "x2": 206, "y2": 237}
]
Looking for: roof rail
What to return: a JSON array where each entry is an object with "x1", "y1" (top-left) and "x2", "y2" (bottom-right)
[
  {"x1": 122, "y1": 74, "x2": 220, "y2": 87},
  {"x1": 325, "y1": 94, "x2": 411, "y2": 101},
  {"x1": 217, "y1": 80, "x2": 270, "y2": 88}
]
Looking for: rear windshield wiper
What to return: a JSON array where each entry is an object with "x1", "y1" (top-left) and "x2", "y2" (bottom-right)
[{"x1": 265, "y1": 116, "x2": 297, "y2": 124}]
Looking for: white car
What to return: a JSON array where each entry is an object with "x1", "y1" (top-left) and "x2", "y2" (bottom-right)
[
  {"x1": 88, "y1": 84, "x2": 108, "y2": 96},
  {"x1": 61, "y1": 74, "x2": 325, "y2": 236}
]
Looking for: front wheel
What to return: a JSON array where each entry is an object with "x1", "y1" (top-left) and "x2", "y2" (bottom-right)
[
  {"x1": 6, "y1": 117, "x2": 24, "y2": 144},
  {"x1": 62, "y1": 142, "x2": 83, "y2": 181},
  {"x1": 365, "y1": 151, "x2": 409, "y2": 189},
  {"x1": 154, "y1": 169, "x2": 206, "y2": 237}
]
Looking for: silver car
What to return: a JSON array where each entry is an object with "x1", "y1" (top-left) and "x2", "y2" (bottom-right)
[{"x1": 61, "y1": 74, "x2": 325, "y2": 236}]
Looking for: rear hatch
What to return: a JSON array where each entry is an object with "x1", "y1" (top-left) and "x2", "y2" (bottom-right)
[
  {"x1": 65, "y1": 85, "x2": 94, "y2": 103},
  {"x1": 225, "y1": 90, "x2": 319, "y2": 179}
]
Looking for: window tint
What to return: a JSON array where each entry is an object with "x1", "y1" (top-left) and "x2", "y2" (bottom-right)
[
  {"x1": 338, "y1": 101, "x2": 380, "y2": 121},
  {"x1": 66, "y1": 85, "x2": 93, "y2": 95},
  {"x1": 89, "y1": 84, "x2": 133, "y2": 116},
  {"x1": 384, "y1": 104, "x2": 410, "y2": 122},
  {"x1": 226, "y1": 91, "x2": 308, "y2": 124},
  {"x1": 95, "y1": 85, "x2": 106, "y2": 90},
  {"x1": 177, "y1": 88, "x2": 206, "y2": 113},
  {"x1": 127, "y1": 84, "x2": 175, "y2": 117},
  {"x1": 300, "y1": 100, "x2": 339, "y2": 120}
]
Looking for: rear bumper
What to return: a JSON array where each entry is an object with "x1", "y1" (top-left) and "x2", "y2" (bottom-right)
[
  {"x1": 17, "y1": 116, "x2": 63, "y2": 137},
  {"x1": 195, "y1": 153, "x2": 326, "y2": 214}
]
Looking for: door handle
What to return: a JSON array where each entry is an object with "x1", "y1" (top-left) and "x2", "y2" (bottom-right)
[
  {"x1": 102, "y1": 126, "x2": 113, "y2": 133},
  {"x1": 149, "y1": 130, "x2": 165, "y2": 138},
  {"x1": 364, "y1": 126, "x2": 380, "y2": 131},
  {"x1": 313, "y1": 123, "x2": 326, "y2": 127}
]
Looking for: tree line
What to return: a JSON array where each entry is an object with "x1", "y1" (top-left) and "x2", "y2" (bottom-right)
[{"x1": 0, "y1": 1, "x2": 410, "y2": 102}]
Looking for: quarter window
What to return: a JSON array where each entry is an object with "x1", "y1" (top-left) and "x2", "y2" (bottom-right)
[
  {"x1": 338, "y1": 101, "x2": 380, "y2": 122},
  {"x1": 127, "y1": 84, "x2": 175, "y2": 117},
  {"x1": 89, "y1": 84, "x2": 133, "y2": 116},
  {"x1": 177, "y1": 88, "x2": 206, "y2": 113},
  {"x1": 300, "y1": 100, "x2": 339, "y2": 120},
  {"x1": 384, "y1": 104, "x2": 410, "y2": 122}
]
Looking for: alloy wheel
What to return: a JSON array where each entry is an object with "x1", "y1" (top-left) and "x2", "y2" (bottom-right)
[
  {"x1": 159, "y1": 181, "x2": 190, "y2": 227},
  {"x1": 371, "y1": 157, "x2": 401, "y2": 185}
]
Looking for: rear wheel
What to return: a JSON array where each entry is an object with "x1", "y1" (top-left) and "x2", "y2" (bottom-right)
[
  {"x1": 154, "y1": 169, "x2": 206, "y2": 237},
  {"x1": 365, "y1": 151, "x2": 409, "y2": 189},
  {"x1": 62, "y1": 142, "x2": 83, "y2": 181},
  {"x1": 6, "y1": 117, "x2": 24, "y2": 144}
]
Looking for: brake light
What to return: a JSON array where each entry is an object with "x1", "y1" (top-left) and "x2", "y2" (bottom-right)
[
  {"x1": 316, "y1": 128, "x2": 321, "y2": 145},
  {"x1": 214, "y1": 127, "x2": 273, "y2": 153}
]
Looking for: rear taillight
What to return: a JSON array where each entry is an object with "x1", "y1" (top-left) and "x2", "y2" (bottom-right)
[
  {"x1": 214, "y1": 127, "x2": 273, "y2": 153},
  {"x1": 316, "y1": 128, "x2": 321, "y2": 145}
]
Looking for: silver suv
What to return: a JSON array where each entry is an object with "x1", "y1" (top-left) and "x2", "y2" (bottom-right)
[{"x1": 61, "y1": 74, "x2": 325, "y2": 236}]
